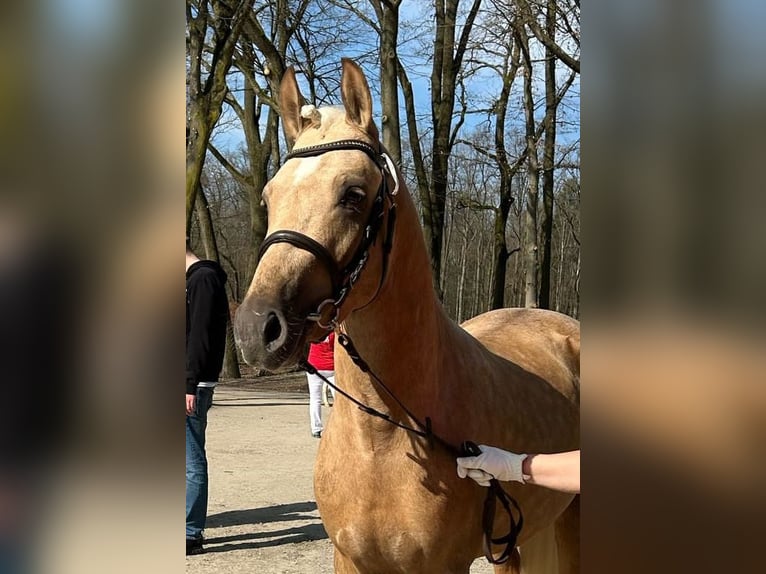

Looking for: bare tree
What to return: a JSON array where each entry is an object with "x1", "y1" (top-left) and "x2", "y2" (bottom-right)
[
  {"x1": 186, "y1": 0, "x2": 255, "y2": 233},
  {"x1": 369, "y1": 0, "x2": 404, "y2": 165},
  {"x1": 539, "y1": 0, "x2": 557, "y2": 309},
  {"x1": 189, "y1": 0, "x2": 581, "y2": 335},
  {"x1": 553, "y1": 174, "x2": 580, "y2": 316},
  {"x1": 211, "y1": 0, "x2": 341, "y2": 287},
  {"x1": 457, "y1": 0, "x2": 576, "y2": 311},
  {"x1": 516, "y1": 0, "x2": 579, "y2": 73},
  {"x1": 515, "y1": 19, "x2": 540, "y2": 308},
  {"x1": 187, "y1": 0, "x2": 254, "y2": 378},
  {"x1": 403, "y1": 0, "x2": 483, "y2": 297}
]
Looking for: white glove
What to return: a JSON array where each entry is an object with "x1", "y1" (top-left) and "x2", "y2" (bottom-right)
[{"x1": 456, "y1": 445, "x2": 528, "y2": 487}]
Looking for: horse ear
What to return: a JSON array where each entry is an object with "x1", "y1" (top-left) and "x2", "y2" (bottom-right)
[
  {"x1": 340, "y1": 58, "x2": 378, "y2": 140},
  {"x1": 280, "y1": 67, "x2": 305, "y2": 147}
]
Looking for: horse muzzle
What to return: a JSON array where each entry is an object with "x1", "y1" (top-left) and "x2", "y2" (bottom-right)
[{"x1": 233, "y1": 299, "x2": 304, "y2": 371}]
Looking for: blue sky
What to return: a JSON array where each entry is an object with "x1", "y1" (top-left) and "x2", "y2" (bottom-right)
[{"x1": 211, "y1": 2, "x2": 580, "y2": 159}]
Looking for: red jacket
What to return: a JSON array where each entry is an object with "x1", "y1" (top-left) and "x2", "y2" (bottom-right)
[{"x1": 308, "y1": 332, "x2": 335, "y2": 371}]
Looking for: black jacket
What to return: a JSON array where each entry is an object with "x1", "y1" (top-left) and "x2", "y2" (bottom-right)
[{"x1": 186, "y1": 260, "x2": 228, "y2": 394}]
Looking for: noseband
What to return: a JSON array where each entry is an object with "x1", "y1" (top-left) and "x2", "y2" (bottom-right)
[{"x1": 258, "y1": 139, "x2": 399, "y2": 330}]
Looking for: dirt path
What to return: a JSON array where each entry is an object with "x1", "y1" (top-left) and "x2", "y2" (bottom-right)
[{"x1": 186, "y1": 379, "x2": 494, "y2": 573}]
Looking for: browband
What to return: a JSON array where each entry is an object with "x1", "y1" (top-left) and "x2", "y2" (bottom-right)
[{"x1": 284, "y1": 139, "x2": 382, "y2": 166}]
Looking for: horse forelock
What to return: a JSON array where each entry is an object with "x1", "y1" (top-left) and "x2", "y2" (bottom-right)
[{"x1": 294, "y1": 106, "x2": 348, "y2": 142}]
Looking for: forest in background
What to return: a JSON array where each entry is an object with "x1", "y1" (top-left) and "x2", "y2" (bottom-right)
[{"x1": 186, "y1": 0, "x2": 580, "y2": 375}]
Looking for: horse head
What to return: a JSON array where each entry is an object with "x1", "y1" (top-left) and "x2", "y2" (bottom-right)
[{"x1": 234, "y1": 59, "x2": 395, "y2": 371}]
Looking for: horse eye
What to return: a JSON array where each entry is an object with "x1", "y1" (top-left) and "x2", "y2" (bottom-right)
[{"x1": 341, "y1": 187, "x2": 365, "y2": 209}]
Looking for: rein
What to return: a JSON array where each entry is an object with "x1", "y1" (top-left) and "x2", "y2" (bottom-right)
[
  {"x1": 300, "y1": 339, "x2": 523, "y2": 566},
  {"x1": 263, "y1": 137, "x2": 523, "y2": 565}
]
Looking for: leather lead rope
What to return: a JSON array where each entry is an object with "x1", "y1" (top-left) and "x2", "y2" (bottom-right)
[
  {"x1": 463, "y1": 441, "x2": 524, "y2": 565},
  {"x1": 303, "y1": 334, "x2": 524, "y2": 565}
]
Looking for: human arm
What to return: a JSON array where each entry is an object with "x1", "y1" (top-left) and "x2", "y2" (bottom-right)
[
  {"x1": 457, "y1": 447, "x2": 580, "y2": 494},
  {"x1": 522, "y1": 451, "x2": 580, "y2": 494}
]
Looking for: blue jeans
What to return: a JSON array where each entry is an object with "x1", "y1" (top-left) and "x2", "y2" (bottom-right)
[{"x1": 186, "y1": 387, "x2": 214, "y2": 540}]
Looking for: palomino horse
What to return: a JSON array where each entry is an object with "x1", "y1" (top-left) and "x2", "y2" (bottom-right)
[{"x1": 234, "y1": 59, "x2": 579, "y2": 574}]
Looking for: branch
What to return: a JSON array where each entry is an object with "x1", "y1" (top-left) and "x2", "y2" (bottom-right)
[
  {"x1": 456, "y1": 197, "x2": 495, "y2": 211},
  {"x1": 449, "y1": 78, "x2": 468, "y2": 149},
  {"x1": 518, "y1": 0, "x2": 579, "y2": 73},
  {"x1": 455, "y1": 139, "x2": 497, "y2": 162},
  {"x1": 397, "y1": 59, "x2": 431, "y2": 207},
  {"x1": 208, "y1": 143, "x2": 250, "y2": 188},
  {"x1": 453, "y1": 0, "x2": 483, "y2": 76},
  {"x1": 326, "y1": 0, "x2": 380, "y2": 35},
  {"x1": 287, "y1": 0, "x2": 313, "y2": 37},
  {"x1": 224, "y1": 84, "x2": 245, "y2": 115},
  {"x1": 558, "y1": 3, "x2": 580, "y2": 48},
  {"x1": 562, "y1": 208, "x2": 580, "y2": 246},
  {"x1": 232, "y1": 55, "x2": 278, "y2": 109},
  {"x1": 204, "y1": 0, "x2": 256, "y2": 99},
  {"x1": 243, "y1": 11, "x2": 286, "y2": 81}
]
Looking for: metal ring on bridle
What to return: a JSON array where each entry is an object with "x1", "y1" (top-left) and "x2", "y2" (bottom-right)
[{"x1": 307, "y1": 298, "x2": 339, "y2": 330}]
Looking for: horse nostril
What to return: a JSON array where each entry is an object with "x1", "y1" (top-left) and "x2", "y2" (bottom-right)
[{"x1": 263, "y1": 311, "x2": 283, "y2": 348}]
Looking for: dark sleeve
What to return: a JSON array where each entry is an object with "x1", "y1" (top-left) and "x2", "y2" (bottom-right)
[{"x1": 186, "y1": 271, "x2": 224, "y2": 394}]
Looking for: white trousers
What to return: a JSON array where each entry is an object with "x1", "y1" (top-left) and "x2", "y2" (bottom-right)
[{"x1": 307, "y1": 370, "x2": 335, "y2": 434}]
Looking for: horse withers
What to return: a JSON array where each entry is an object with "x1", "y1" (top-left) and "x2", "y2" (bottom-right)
[{"x1": 234, "y1": 58, "x2": 579, "y2": 574}]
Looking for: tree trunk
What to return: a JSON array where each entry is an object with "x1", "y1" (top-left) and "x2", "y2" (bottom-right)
[
  {"x1": 397, "y1": 62, "x2": 431, "y2": 226},
  {"x1": 491, "y1": 206, "x2": 510, "y2": 309},
  {"x1": 490, "y1": 41, "x2": 520, "y2": 310},
  {"x1": 471, "y1": 231, "x2": 483, "y2": 318},
  {"x1": 456, "y1": 230, "x2": 468, "y2": 322},
  {"x1": 573, "y1": 249, "x2": 580, "y2": 318},
  {"x1": 539, "y1": 0, "x2": 557, "y2": 309},
  {"x1": 186, "y1": 0, "x2": 255, "y2": 234},
  {"x1": 192, "y1": 184, "x2": 241, "y2": 379},
  {"x1": 195, "y1": 183, "x2": 219, "y2": 260},
  {"x1": 375, "y1": 0, "x2": 403, "y2": 165},
  {"x1": 518, "y1": 23, "x2": 540, "y2": 308},
  {"x1": 555, "y1": 224, "x2": 567, "y2": 311},
  {"x1": 186, "y1": 116, "x2": 212, "y2": 234},
  {"x1": 426, "y1": 0, "x2": 482, "y2": 298}
]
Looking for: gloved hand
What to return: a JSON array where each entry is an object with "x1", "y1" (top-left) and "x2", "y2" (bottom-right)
[{"x1": 456, "y1": 445, "x2": 528, "y2": 487}]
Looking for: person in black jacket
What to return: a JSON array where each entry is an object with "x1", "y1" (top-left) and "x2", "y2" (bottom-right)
[{"x1": 185, "y1": 240, "x2": 228, "y2": 555}]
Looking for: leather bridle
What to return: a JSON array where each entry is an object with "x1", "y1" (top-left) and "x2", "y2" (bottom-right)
[{"x1": 258, "y1": 139, "x2": 399, "y2": 330}]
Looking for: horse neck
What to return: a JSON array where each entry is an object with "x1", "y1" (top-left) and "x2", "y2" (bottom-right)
[{"x1": 337, "y1": 185, "x2": 453, "y2": 415}]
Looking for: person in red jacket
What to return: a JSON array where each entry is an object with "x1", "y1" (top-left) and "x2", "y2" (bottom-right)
[{"x1": 306, "y1": 333, "x2": 335, "y2": 438}]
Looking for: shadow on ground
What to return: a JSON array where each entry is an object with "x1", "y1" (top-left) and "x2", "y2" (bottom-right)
[
  {"x1": 208, "y1": 501, "x2": 319, "y2": 527},
  {"x1": 212, "y1": 402, "x2": 308, "y2": 408},
  {"x1": 204, "y1": 501, "x2": 329, "y2": 552}
]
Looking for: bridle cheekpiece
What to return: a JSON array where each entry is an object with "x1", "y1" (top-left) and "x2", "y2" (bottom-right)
[{"x1": 257, "y1": 139, "x2": 399, "y2": 330}]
